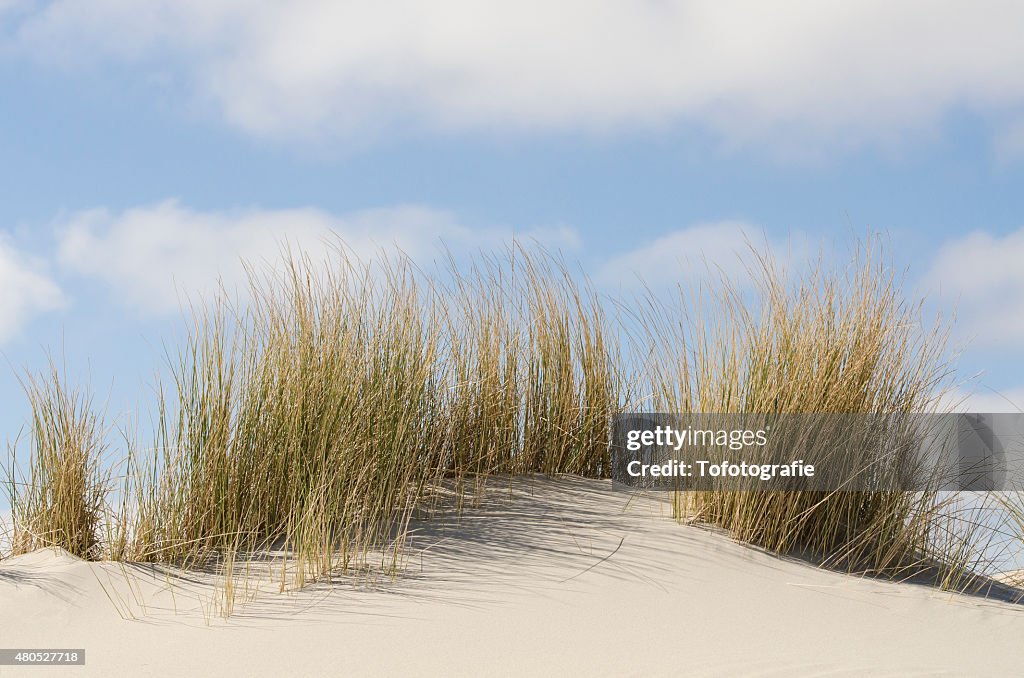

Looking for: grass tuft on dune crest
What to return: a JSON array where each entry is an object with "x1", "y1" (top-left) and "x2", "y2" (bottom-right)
[{"x1": 1, "y1": 238, "x2": 1000, "y2": 595}]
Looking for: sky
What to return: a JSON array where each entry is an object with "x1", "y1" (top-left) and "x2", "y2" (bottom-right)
[{"x1": 2, "y1": 0, "x2": 1024, "y2": 459}]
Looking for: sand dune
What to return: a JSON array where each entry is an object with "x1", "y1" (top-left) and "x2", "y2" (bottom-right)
[{"x1": 3, "y1": 477, "x2": 1024, "y2": 677}]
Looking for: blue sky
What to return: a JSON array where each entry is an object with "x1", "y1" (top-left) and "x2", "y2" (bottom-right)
[{"x1": 2, "y1": 1, "x2": 1024, "y2": 454}]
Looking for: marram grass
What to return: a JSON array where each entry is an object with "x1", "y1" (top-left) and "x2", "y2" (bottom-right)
[
  {"x1": 641, "y1": 246, "x2": 988, "y2": 586},
  {"x1": 3, "y1": 362, "x2": 112, "y2": 560},
  {"x1": 0, "y1": 239, "x2": 1003, "y2": 595}
]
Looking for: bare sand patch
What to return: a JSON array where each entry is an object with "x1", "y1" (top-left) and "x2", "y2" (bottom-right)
[{"x1": 2, "y1": 477, "x2": 1023, "y2": 677}]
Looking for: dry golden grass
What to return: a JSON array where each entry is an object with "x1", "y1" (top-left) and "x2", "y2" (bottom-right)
[
  {"x1": 635, "y1": 243, "x2": 989, "y2": 587},
  {"x1": 3, "y1": 362, "x2": 111, "y2": 559},
  {"x1": 0, "y1": 237, "x2": 1001, "y2": 595}
]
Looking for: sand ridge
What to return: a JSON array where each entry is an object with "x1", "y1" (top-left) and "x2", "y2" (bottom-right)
[{"x1": 2, "y1": 477, "x2": 1023, "y2": 677}]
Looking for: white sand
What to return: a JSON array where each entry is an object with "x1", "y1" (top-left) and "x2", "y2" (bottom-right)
[{"x1": 2, "y1": 477, "x2": 1024, "y2": 677}]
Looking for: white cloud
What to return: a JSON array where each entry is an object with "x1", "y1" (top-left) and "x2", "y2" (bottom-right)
[
  {"x1": 938, "y1": 387, "x2": 1024, "y2": 414},
  {"x1": 8, "y1": 2, "x2": 1024, "y2": 149},
  {"x1": 0, "y1": 235, "x2": 65, "y2": 343},
  {"x1": 598, "y1": 221, "x2": 803, "y2": 290},
  {"x1": 54, "y1": 200, "x2": 578, "y2": 314},
  {"x1": 923, "y1": 228, "x2": 1024, "y2": 347}
]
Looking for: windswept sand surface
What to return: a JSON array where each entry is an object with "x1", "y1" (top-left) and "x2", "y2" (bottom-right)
[{"x1": 3, "y1": 477, "x2": 1024, "y2": 677}]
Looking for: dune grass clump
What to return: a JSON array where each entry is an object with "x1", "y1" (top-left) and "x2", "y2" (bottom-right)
[
  {"x1": 644, "y1": 246, "x2": 985, "y2": 583},
  {"x1": 1, "y1": 236, "x2": 1003, "y2": 595},
  {"x1": 122, "y1": 245, "x2": 619, "y2": 585},
  {"x1": 129, "y1": 252, "x2": 447, "y2": 581},
  {"x1": 439, "y1": 253, "x2": 523, "y2": 481},
  {"x1": 3, "y1": 363, "x2": 110, "y2": 560},
  {"x1": 519, "y1": 253, "x2": 619, "y2": 477},
  {"x1": 440, "y1": 248, "x2": 619, "y2": 482}
]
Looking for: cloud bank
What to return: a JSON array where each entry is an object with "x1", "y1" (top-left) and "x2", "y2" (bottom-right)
[
  {"x1": 923, "y1": 227, "x2": 1024, "y2": 347},
  {"x1": 53, "y1": 201, "x2": 796, "y2": 317},
  {"x1": 7, "y1": 1, "x2": 1024, "y2": 148},
  {"x1": 599, "y1": 221, "x2": 807, "y2": 290},
  {"x1": 938, "y1": 386, "x2": 1024, "y2": 414},
  {"x1": 54, "y1": 200, "x2": 578, "y2": 314},
  {"x1": 0, "y1": 236, "x2": 64, "y2": 343}
]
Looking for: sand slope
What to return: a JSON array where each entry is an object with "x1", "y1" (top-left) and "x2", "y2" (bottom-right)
[{"x1": 2, "y1": 477, "x2": 1024, "y2": 677}]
